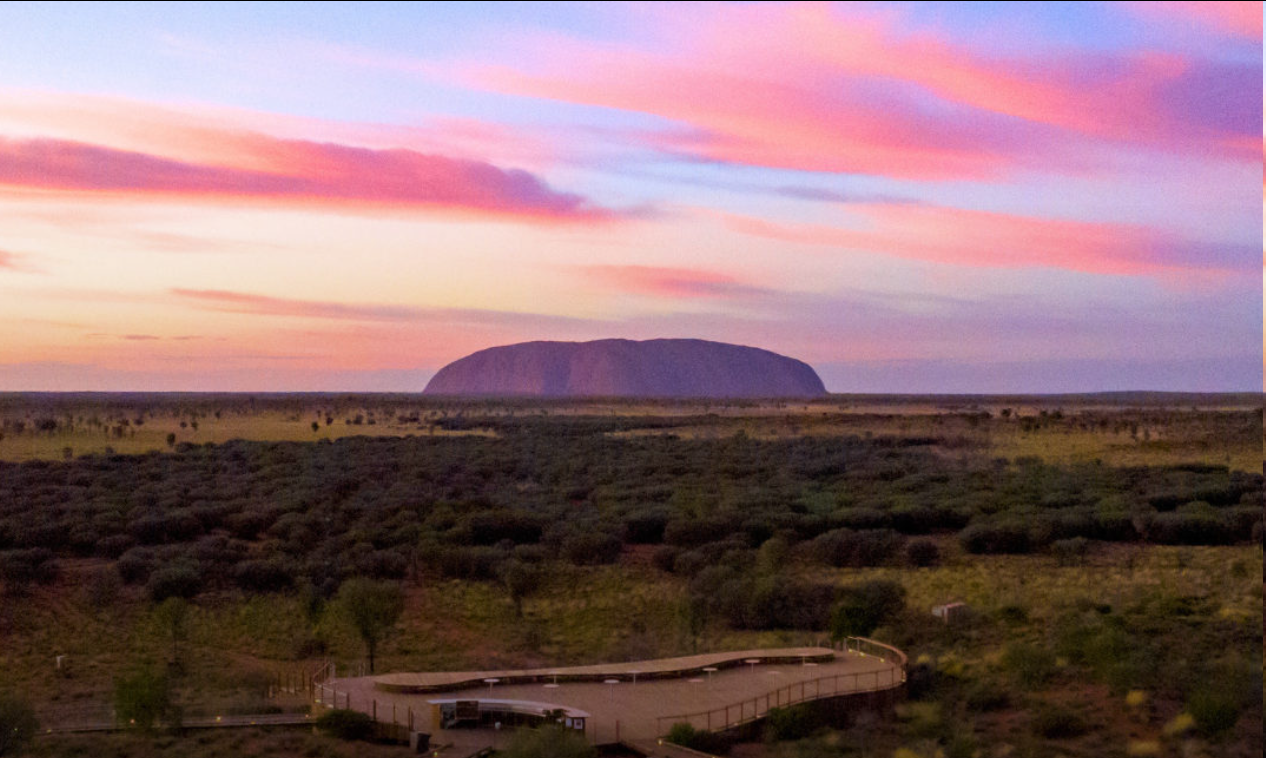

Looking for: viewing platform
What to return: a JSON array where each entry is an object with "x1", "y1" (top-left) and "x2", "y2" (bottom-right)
[{"x1": 323, "y1": 638, "x2": 906, "y2": 752}]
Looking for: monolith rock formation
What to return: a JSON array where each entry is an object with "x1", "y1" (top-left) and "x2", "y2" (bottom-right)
[{"x1": 423, "y1": 339, "x2": 826, "y2": 398}]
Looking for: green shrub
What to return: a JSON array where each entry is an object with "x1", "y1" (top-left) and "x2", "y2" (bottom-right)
[
  {"x1": 995, "y1": 604, "x2": 1028, "y2": 624},
  {"x1": 666, "y1": 722, "x2": 728, "y2": 753},
  {"x1": 501, "y1": 725, "x2": 595, "y2": 758},
  {"x1": 963, "y1": 681, "x2": 1010, "y2": 712},
  {"x1": 0, "y1": 548, "x2": 59, "y2": 595},
  {"x1": 1186, "y1": 688, "x2": 1242, "y2": 737},
  {"x1": 1051, "y1": 537, "x2": 1089, "y2": 566},
  {"x1": 959, "y1": 522, "x2": 1032, "y2": 554},
  {"x1": 765, "y1": 704, "x2": 819, "y2": 742},
  {"x1": 315, "y1": 708, "x2": 374, "y2": 741},
  {"x1": 905, "y1": 538, "x2": 941, "y2": 567},
  {"x1": 1149, "y1": 512, "x2": 1233, "y2": 545},
  {"x1": 1000, "y1": 642, "x2": 1055, "y2": 688},
  {"x1": 812, "y1": 528, "x2": 904, "y2": 567},
  {"x1": 146, "y1": 563, "x2": 203, "y2": 601},
  {"x1": 829, "y1": 579, "x2": 906, "y2": 638},
  {"x1": 1032, "y1": 705, "x2": 1087, "y2": 738}
]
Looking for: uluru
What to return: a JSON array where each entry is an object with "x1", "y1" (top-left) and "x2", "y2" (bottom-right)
[{"x1": 423, "y1": 339, "x2": 827, "y2": 398}]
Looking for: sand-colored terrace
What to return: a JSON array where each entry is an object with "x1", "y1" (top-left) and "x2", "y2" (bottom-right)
[{"x1": 326, "y1": 642, "x2": 905, "y2": 752}]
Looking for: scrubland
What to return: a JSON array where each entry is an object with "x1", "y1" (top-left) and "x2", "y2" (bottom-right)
[{"x1": 0, "y1": 393, "x2": 1259, "y2": 757}]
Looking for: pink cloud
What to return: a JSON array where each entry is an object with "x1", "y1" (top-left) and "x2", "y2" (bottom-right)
[
  {"x1": 576, "y1": 265, "x2": 773, "y2": 299},
  {"x1": 170, "y1": 288, "x2": 597, "y2": 331},
  {"x1": 1123, "y1": 1, "x2": 1263, "y2": 40},
  {"x1": 171, "y1": 288, "x2": 434, "y2": 322},
  {"x1": 0, "y1": 248, "x2": 38, "y2": 273},
  {"x1": 465, "y1": 3, "x2": 1259, "y2": 177},
  {"x1": 720, "y1": 203, "x2": 1244, "y2": 278},
  {"x1": 0, "y1": 136, "x2": 612, "y2": 221},
  {"x1": 0, "y1": 89, "x2": 568, "y2": 173}
]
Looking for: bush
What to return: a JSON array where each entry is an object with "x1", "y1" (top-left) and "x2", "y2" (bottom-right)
[
  {"x1": 117, "y1": 547, "x2": 157, "y2": 585},
  {"x1": 232, "y1": 559, "x2": 294, "y2": 593},
  {"x1": 0, "y1": 548, "x2": 59, "y2": 594},
  {"x1": 1148, "y1": 511, "x2": 1233, "y2": 545},
  {"x1": 1000, "y1": 642, "x2": 1055, "y2": 688},
  {"x1": 905, "y1": 538, "x2": 941, "y2": 567},
  {"x1": 623, "y1": 511, "x2": 668, "y2": 544},
  {"x1": 963, "y1": 681, "x2": 1010, "y2": 712},
  {"x1": 560, "y1": 531, "x2": 622, "y2": 566},
  {"x1": 765, "y1": 704, "x2": 820, "y2": 742},
  {"x1": 959, "y1": 522, "x2": 1032, "y2": 554},
  {"x1": 315, "y1": 708, "x2": 374, "y2": 741},
  {"x1": 651, "y1": 545, "x2": 679, "y2": 572},
  {"x1": 995, "y1": 604, "x2": 1028, "y2": 624},
  {"x1": 666, "y1": 722, "x2": 728, "y2": 754},
  {"x1": 890, "y1": 505, "x2": 967, "y2": 534},
  {"x1": 434, "y1": 545, "x2": 502, "y2": 580},
  {"x1": 663, "y1": 518, "x2": 736, "y2": 548},
  {"x1": 1051, "y1": 537, "x2": 1089, "y2": 566},
  {"x1": 1186, "y1": 688, "x2": 1242, "y2": 737},
  {"x1": 812, "y1": 528, "x2": 904, "y2": 567},
  {"x1": 743, "y1": 576, "x2": 836, "y2": 630},
  {"x1": 501, "y1": 724, "x2": 595, "y2": 758},
  {"x1": 0, "y1": 693, "x2": 39, "y2": 756},
  {"x1": 147, "y1": 562, "x2": 203, "y2": 601},
  {"x1": 1032, "y1": 706, "x2": 1088, "y2": 738},
  {"x1": 829, "y1": 579, "x2": 906, "y2": 638}
]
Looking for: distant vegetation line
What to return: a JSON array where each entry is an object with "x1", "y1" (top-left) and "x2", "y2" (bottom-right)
[{"x1": 0, "y1": 419, "x2": 1259, "y2": 607}]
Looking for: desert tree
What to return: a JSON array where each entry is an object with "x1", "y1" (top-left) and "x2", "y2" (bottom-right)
[{"x1": 335, "y1": 578, "x2": 404, "y2": 674}]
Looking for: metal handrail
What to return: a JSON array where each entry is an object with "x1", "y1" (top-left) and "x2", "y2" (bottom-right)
[{"x1": 654, "y1": 637, "x2": 906, "y2": 737}]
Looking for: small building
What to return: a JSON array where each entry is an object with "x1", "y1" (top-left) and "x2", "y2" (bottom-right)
[
  {"x1": 429, "y1": 698, "x2": 588, "y2": 734},
  {"x1": 931, "y1": 602, "x2": 968, "y2": 624}
]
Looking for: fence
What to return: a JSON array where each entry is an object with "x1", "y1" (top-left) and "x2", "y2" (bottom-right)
[
  {"x1": 654, "y1": 637, "x2": 906, "y2": 737},
  {"x1": 311, "y1": 663, "x2": 417, "y2": 743}
]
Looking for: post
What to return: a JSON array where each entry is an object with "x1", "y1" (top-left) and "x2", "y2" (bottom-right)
[{"x1": 372, "y1": 699, "x2": 377, "y2": 721}]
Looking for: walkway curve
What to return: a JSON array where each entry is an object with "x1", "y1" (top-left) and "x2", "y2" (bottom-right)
[{"x1": 374, "y1": 647, "x2": 836, "y2": 693}]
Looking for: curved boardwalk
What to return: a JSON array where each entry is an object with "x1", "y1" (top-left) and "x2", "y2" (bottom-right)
[
  {"x1": 324, "y1": 639, "x2": 905, "y2": 753},
  {"x1": 375, "y1": 647, "x2": 836, "y2": 692}
]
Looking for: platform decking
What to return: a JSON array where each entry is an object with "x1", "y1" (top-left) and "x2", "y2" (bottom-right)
[
  {"x1": 373, "y1": 647, "x2": 836, "y2": 692},
  {"x1": 326, "y1": 642, "x2": 904, "y2": 748}
]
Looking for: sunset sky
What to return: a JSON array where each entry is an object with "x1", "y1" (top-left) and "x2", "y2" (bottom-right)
[{"x1": 0, "y1": 1, "x2": 1261, "y2": 392}]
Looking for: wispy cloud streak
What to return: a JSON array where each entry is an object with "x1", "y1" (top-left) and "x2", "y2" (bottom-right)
[
  {"x1": 575, "y1": 265, "x2": 775, "y2": 300},
  {"x1": 465, "y1": 3, "x2": 1260, "y2": 177},
  {"x1": 721, "y1": 203, "x2": 1250, "y2": 278},
  {"x1": 0, "y1": 136, "x2": 613, "y2": 220}
]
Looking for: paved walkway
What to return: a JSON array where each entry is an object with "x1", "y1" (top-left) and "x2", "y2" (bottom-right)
[
  {"x1": 40, "y1": 712, "x2": 315, "y2": 734},
  {"x1": 374, "y1": 647, "x2": 835, "y2": 692},
  {"x1": 328, "y1": 646, "x2": 903, "y2": 750}
]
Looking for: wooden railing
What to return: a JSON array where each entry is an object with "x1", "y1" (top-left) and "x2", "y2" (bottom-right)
[{"x1": 654, "y1": 637, "x2": 905, "y2": 737}]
